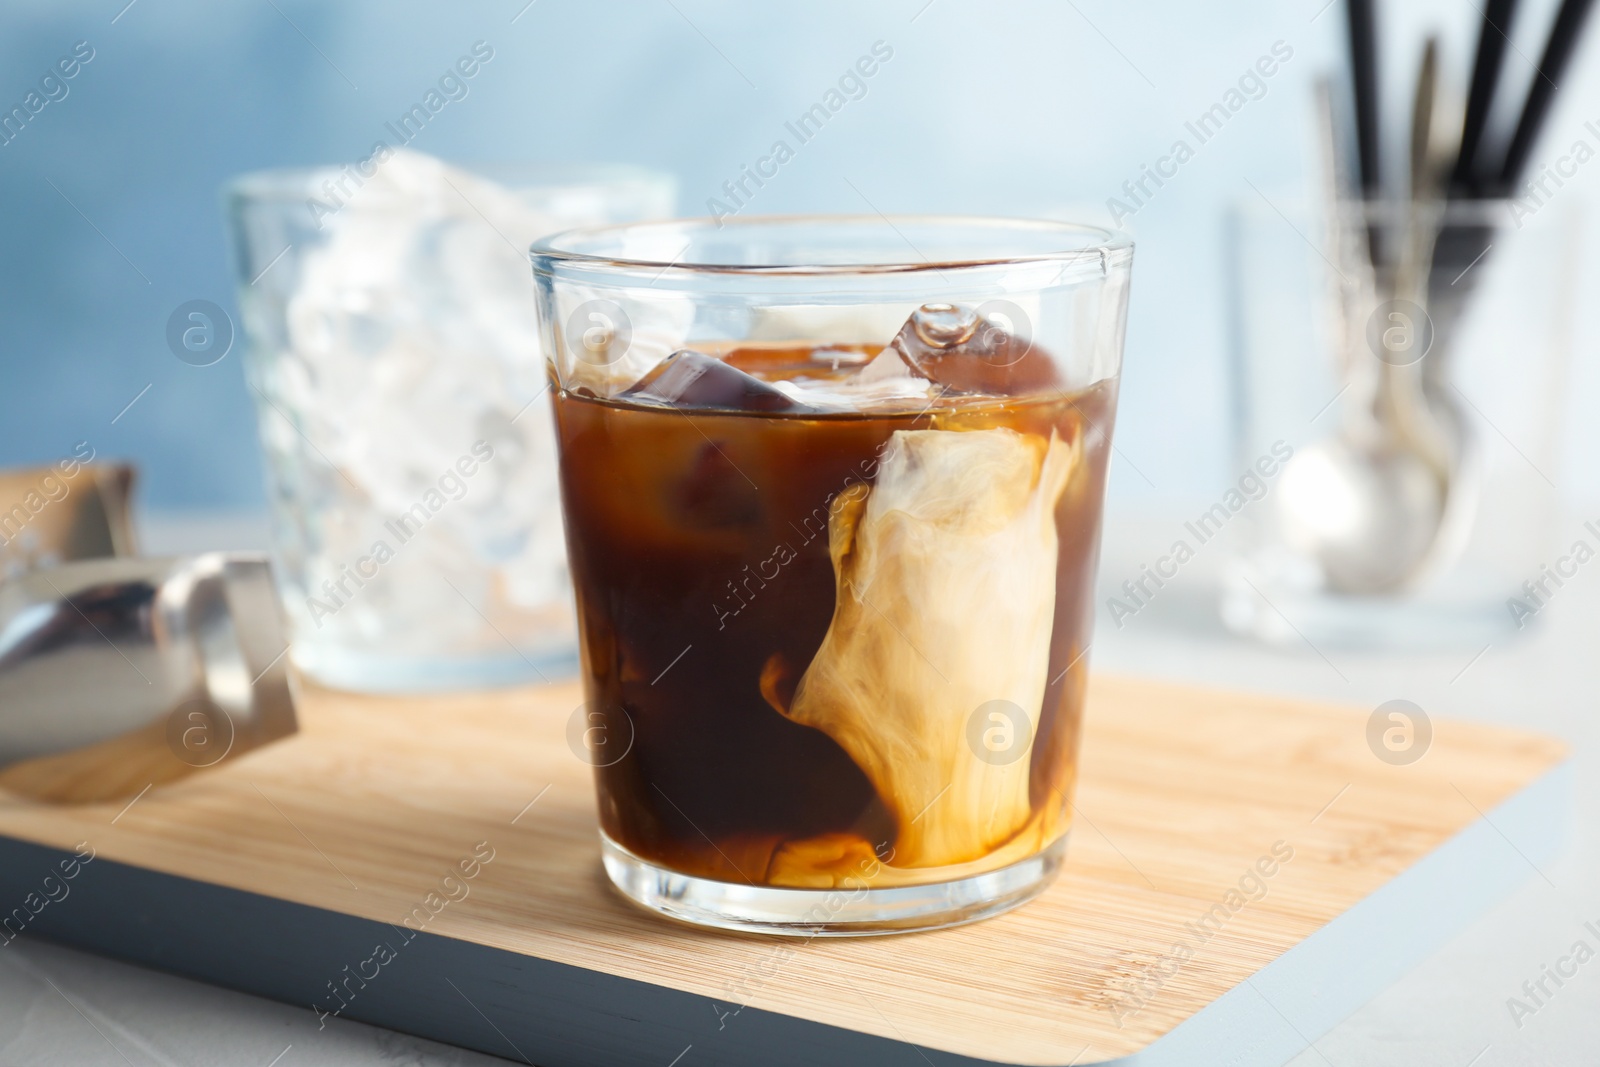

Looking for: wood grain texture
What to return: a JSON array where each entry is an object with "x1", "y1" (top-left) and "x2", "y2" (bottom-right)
[{"x1": 0, "y1": 675, "x2": 1566, "y2": 1064}]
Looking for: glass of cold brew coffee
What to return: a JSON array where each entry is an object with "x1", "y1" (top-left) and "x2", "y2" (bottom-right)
[{"x1": 532, "y1": 216, "x2": 1133, "y2": 935}]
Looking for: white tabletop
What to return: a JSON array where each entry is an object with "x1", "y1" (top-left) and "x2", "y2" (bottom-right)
[{"x1": 3, "y1": 509, "x2": 1594, "y2": 1067}]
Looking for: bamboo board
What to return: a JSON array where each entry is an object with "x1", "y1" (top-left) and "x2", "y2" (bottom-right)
[{"x1": 0, "y1": 675, "x2": 1568, "y2": 1066}]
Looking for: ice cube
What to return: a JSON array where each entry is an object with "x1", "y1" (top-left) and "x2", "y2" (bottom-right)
[
  {"x1": 558, "y1": 287, "x2": 695, "y2": 400},
  {"x1": 621, "y1": 350, "x2": 812, "y2": 414},
  {"x1": 866, "y1": 302, "x2": 1060, "y2": 396},
  {"x1": 273, "y1": 149, "x2": 605, "y2": 655}
]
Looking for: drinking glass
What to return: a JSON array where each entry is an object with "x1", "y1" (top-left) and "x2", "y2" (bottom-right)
[
  {"x1": 1223, "y1": 196, "x2": 1576, "y2": 648},
  {"x1": 227, "y1": 161, "x2": 675, "y2": 692},
  {"x1": 532, "y1": 216, "x2": 1133, "y2": 934}
]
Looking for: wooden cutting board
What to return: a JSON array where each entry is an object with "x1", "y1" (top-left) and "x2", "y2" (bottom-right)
[{"x1": 0, "y1": 675, "x2": 1567, "y2": 1067}]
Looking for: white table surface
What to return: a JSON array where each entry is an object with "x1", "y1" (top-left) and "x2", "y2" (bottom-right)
[{"x1": 3, "y1": 509, "x2": 1595, "y2": 1067}]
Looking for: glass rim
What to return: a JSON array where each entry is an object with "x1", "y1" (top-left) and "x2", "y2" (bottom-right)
[
  {"x1": 530, "y1": 214, "x2": 1134, "y2": 277},
  {"x1": 223, "y1": 161, "x2": 676, "y2": 205}
]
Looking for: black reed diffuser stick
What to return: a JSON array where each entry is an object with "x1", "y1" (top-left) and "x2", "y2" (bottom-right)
[
  {"x1": 1345, "y1": 0, "x2": 1382, "y2": 198},
  {"x1": 1497, "y1": 0, "x2": 1598, "y2": 191},
  {"x1": 1452, "y1": 0, "x2": 1519, "y2": 194}
]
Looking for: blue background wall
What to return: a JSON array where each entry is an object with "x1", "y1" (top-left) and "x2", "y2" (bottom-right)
[{"x1": 1, "y1": 0, "x2": 1595, "y2": 511}]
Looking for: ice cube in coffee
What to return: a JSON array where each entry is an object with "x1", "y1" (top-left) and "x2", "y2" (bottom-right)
[{"x1": 533, "y1": 217, "x2": 1132, "y2": 934}]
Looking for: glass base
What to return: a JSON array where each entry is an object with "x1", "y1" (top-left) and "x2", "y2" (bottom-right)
[
  {"x1": 600, "y1": 832, "x2": 1067, "y2": 937},
  {"x1": 1220, "y1": 572, "x2": 1522, "y2": 651},
  {"x1": 291, "y1": 640, "x2": 578, "y2": 693}
]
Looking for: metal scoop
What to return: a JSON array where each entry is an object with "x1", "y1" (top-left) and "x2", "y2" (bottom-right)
[{"x1": 0, "y1": 553, "x2": 297, "y2": 803}]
